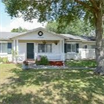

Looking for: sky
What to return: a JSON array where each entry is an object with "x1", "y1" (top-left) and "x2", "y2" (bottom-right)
[{"x1": 0, "y1": 0, "x2": 46, "y2": 32}]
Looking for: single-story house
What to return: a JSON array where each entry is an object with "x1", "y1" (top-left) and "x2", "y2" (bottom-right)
[{"x1": 0, "y1": 27, "x2": 95, "y2": 63}]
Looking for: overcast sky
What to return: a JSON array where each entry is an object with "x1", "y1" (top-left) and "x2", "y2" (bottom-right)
[{"x1": 0, "y1": 1, "x2": 46, "y2": 32}]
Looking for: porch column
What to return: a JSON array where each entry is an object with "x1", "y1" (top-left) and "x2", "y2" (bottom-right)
[
  {"x1": 16, "y1": 39, "x2": 19, "y2": 54},
  {"x1": 13, "y1": 39, "x2": 16, "y2": 63},
  {"x1": 35, "y1": 43, "x2": 38, "y2": 60},
  {"x1": 13, "y1": 39, "x2": 16, "y2": 51},
  {"x1": 62, "y1": 39, "x2": 65, "y2": 61}
]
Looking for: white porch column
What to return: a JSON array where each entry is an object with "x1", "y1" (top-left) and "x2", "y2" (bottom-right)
[
  {"x1": 13, "y1": 39, "x2": 16, "y2": 62},
  {"x1": 16, "y1": 39, "x2": 19, "y2": 54},
  {"x1": 35, "y1": 43, "x2": 38, "y2": 60},
  {"x1": 62, "y1": 39, "x2": 65, "y2": 61},
  {"x1": 13, "y1": 39, "x2": 16, "y2": 51}
]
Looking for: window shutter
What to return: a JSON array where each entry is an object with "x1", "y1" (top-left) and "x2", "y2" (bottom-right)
[
  {"x1": 64, "y1": 43, "x2": 67, "y2": 53},
  {"x1": 8, "y1": 43, "x2": 12, "y2": 48},
  {"x1": 7, "y1": 43, "x2": 12, "y2": 54},
  {"x1": 76, "y1": 43, "x2": 79, "y2": 53}
]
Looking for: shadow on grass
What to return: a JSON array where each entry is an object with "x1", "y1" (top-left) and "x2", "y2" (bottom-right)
[{"x1": 0, "y1": 64, "x2": 104, "y2": 104}]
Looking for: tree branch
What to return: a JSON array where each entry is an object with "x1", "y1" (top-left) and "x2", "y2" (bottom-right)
[
  {"x1": 75, "y1": 0, "x2": 91, "y2": 9},
  {"x1": 75, "y1": 0, "x2": 98, "y2": 14},
  {"x1": 89, "y1": 0, "x2": 99, "y2": 10}
]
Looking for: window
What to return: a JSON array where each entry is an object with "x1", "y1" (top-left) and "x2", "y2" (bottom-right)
[
  {"x1": 91, "y1": 45, "x2": 95, "y2": 49},
  {"x1": 0, "y1": 43, "x2": 7, "y2": 53},
  {"x1": 38, "y1": 44, "x2": 52, "y2": 53},
  {"x1": 67, "y1": 44, "x2": 77, "y2": 52}
]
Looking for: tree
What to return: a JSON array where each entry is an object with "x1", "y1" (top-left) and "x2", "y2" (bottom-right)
[
  {"x1": 46, "y1": 19, "x2": 94, "y2": 36},
  {"x1": 2, "y1": 0, "x2": 104, "y2": 75},
  {"x1": 11, "y1": 27, "x2": 28, "y2": 32}
]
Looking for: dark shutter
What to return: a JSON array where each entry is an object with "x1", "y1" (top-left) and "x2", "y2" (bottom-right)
[
  {"x1": 8, "y1": 43, "x2": 12, "y2": 48},
  {"x1": 7, "y1": 43, "x2": 12, "y2": 54},
  {"x1": 64, "y1": 43, "x2": 67, "y2": 53},
  {"x1": 76, "y1": 43, "x2": 79, "y2": 53}
]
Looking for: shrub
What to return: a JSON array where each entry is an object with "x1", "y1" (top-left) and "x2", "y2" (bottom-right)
[
  {"x1": 36, "y1": 55, "x2": 49, "y2": 65},
  {"x1": 2, "y1": 57, "x2": 9, "y2": 63},
  {"x1": 0, "y1": 57, "x2": 3, "y2": 62}
]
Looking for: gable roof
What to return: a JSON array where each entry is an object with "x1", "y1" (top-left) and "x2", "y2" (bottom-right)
[
  {"x1": 9, "y1": 27, "x2": 65, "y2": 39},
  {"x1": 0, "y1": 27, "x2": 95, "y2": 41}
]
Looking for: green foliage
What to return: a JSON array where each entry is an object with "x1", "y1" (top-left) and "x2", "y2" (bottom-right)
[
  {"x1": 46, "y1": 19, "x2": 94, "y2": 35},
  {"x1": 66, "y1": 60, "x2": 97, "y2": 68},
  {"x1": 2, "y1": 0, "x2": 104, "y2": 24},
  {"x1": 2, "y1": 57, "x2": 9, "y2": 63},
  {"x1": 2, "y1": 1, "x2": 104, "y2": 33},
  {"x1": 11, "y1": 27, "x2": 28, "y2": 33},
  {"x1": 36, "y1": 56, "x2": 49, "y2": 65},
  {"x1": 0, "y1": 57, "x2": 3, "y2": 62},
  {"x1": 0, "y1": 57, "x2": 9, "y2": 63},
  {"x1": 12, "y1": 49, "x2": 17, "y2": 57}
]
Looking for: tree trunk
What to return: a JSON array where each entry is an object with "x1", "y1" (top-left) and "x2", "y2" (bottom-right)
[{"x1": 95, "y1": 11, "x2": 104, "y2": 75}]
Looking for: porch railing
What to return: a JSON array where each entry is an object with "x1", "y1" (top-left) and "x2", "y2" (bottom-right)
[
  {"x1": 35, "y1": 53, "x2": 65, "y2": 61},
  {"x1": 79, "y1": 49, "x2": 95, "y2": 59},
  {"x1": 66, "y1": 49, "x2": 95, "y2": 60},
  {"x1": 16, "y1": 54, "x2": 25, "y2": 62},
  {"x1": 16, "y1": 53, "x2": 65, "y2": 62}
]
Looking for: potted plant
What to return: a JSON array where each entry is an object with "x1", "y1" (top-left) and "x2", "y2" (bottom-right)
[{"x1": 22, "y1": 60, "x2": 29, "y2": 70}]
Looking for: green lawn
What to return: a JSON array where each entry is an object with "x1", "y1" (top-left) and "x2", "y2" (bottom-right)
[
  {"x1": 0, "y1": 64, "x2": 104, "y2": 104},
  {"x1": 66, "y1": 60, "x2": 97, "y2": 68}
]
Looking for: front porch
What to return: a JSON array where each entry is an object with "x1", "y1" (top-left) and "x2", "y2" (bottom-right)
[{"x1": 13, "y1": 39, "x2": 65, "y2": 63}]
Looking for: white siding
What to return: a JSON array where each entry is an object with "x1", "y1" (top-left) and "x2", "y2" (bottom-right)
[
  {"x1": 17, "y1": 43, "x2": 26, "y2": 61},
  {"x1": 15, "y1": 31, "x2": 63, "y2": 40},
  {"x1": 65, "y1": 42, "x2": 95, "y2": 60}
]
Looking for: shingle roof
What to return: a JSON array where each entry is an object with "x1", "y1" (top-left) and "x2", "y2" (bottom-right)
[
  {"x1": 60, "y1": 34, "x2": 95, "y2": 41},
  {"x1": 0, "y1": 28, "x2": 95, "y2": 41},
  {"x1": 0, "y1": 32, "x2": 19, "y2": 40}
]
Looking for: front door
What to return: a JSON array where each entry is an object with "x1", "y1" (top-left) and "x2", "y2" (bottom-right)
[{"x1": 27, "y1": 43, "x2": 34, "y2": 59}]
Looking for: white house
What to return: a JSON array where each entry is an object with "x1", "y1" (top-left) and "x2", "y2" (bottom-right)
[{"x1": 0, "y1": 27, "x2": 95, "y2": 62}]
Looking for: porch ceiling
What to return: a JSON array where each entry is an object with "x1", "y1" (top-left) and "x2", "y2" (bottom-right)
[{"x1": 19, "y1": 40, "x2": 60, "y2": 43}]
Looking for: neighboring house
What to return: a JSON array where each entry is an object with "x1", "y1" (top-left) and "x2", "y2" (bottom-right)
[{"x1": 0, "y1": 27, "x2": 95, "y2": 62}]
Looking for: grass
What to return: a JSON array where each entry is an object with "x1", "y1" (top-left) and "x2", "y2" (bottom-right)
[
  {"x1": 0, "y1": 64, "x2": 104, "y2": 104},
  {"x1": 66, "y1": 60, "x2": 97, "y2": 68}
]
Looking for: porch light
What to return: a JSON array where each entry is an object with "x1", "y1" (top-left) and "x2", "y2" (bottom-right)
[
  {"x1": 54, "y1": 41, "x2": 59, "y2": 45},
  {"x1": 43, "y1": 40, "x2": 46, "y2": 44}
]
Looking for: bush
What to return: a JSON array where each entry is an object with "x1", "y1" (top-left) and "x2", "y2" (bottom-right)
[
  {"x1": 2, "y1": 57, "x2": 9, "y2": 63},
  {"x1": 0, "y1": 57, "x2": 3, "y2": 62},
  {"x1": 36, "y1": 55, "x2": 49, "y2": 65}
]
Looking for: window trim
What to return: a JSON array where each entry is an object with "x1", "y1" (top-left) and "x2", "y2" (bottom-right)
[
  {"x1": 38, "y1": 43, "x2": 52, "y2": 53},
  {"x1": 0, "y1": 43, "x2": 8, "y2": 54},
  {"x1": 67, "y1": 44, "x2": 77, "y2": 53}
]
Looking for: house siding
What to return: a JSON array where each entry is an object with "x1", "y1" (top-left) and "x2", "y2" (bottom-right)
[{"x1": 0, "y1": 28, "x2": 96, "y2": 62}]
